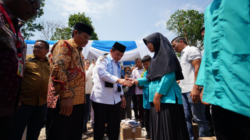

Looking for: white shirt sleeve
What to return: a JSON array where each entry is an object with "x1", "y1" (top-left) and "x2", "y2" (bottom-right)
[
  {"x1": 96, "y1": 57, "x2": 119, "y2": 83},
  {"x1": 188, "y1": 47, "x2": 201, "y2": 61},
  {"x1": 131, "y1": 69, "x2": 135, "y2": 79},
  {"x1": 120, "y1": 86, "x2": 124, "y2": 95}
]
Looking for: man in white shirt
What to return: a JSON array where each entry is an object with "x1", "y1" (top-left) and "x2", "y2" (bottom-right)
[
  {"x1": 172, "y1": 37, "x2": 209, "y2": 140},
  {"x1": 90, "y1": 42, "x2": 133, "y2": 140},
  {"x1": 131, "y1": 58, "x2": 145, "y2": 126},
  {"x1": 83, "y1": 59, "x2": 95, "y2": 138}
]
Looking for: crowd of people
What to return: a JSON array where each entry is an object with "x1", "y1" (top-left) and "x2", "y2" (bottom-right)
[{"x1": 0, "y1": 0, "x2": 249, "y2": 140}]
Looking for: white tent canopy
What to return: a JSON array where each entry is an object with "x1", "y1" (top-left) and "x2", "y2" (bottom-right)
[{"x1": 25, "y1": 40, "x2": 154, "y2": 64}]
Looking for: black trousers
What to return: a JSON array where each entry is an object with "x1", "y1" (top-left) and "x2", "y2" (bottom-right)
[
  {"x1": 92, "y1": 101, "x2": 121, "y2": 140},
  {"x1": 0, "y1": 116, "x2": 12, "y2": 140},
  {"x1": 144, "y1": 109, "x2": 150, "y2": 137},
  {"x1": 46, "y1": 104, "x2": 85, "y2": 140},
  {"x1": 132, "y1": 94, "x2": 139, "y2": 119},
  {"x1": 205, "y1": 105, "x2": 214, "y2": 136},
  {"x1": 212, "y1": 105, "x2": 250, "y2": 140},
  {"x1": 120, "y1": 95, "x2": 132, "y2": 120},
  {"x1": 136, "y1": 95, "x2": 144, "y2": 123}
]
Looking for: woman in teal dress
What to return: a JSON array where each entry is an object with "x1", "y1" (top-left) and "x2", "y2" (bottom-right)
[{"x1": 133, "y1": 33, "x2": 189, "y2": 140}]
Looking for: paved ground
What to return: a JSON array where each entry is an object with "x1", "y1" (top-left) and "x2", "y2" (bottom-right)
[
  {"x1": 35, "y1": 111, "x2": 148, "y2": 140},
  {"x1": 37, "y1": 122, "x2": 148, "y2": 140}
]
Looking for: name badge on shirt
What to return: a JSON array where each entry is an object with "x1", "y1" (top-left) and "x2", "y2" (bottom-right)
[{"x1": 17, "y1": 60, "x2": 24, "y2": 77}]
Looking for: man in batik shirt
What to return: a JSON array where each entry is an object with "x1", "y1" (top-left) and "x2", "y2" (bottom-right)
[
  {"x1": 46, "y1": 23, "x2": 93, "y2": 140},
  {"x1": 0, "y1": 0, "x2": 40, "y2": 139}
]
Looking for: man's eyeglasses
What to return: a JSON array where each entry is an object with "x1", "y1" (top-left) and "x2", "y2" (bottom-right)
[
  {"x1": 32, "y1": 45, "x2": 44, "y2": 50},
  {"x1": 29, "y1": 0, "x2": 41, "y2": 10}
]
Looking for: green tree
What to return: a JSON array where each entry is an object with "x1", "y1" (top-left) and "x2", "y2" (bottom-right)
[
  {"x1": 50, "y1": 27, "x2": 72, "y2": 40},
  {"x1": 21, "y1": 0, "x2": 45, "y2": 40},
  {"x1": 167, "y1": 10, "x2": 204, "y2": 48},
  {"x1": 51, "y1": 12, "x2": 99, "y2": 40}
]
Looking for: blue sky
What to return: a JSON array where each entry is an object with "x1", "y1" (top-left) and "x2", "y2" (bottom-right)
[{"x1": 31, "y1": 0, "x2": 213, "y2": 41}]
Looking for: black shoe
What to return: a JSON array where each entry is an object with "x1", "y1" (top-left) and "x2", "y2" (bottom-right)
[{"x1": 145, "y1": 135, "x2": 150, "y2": 139}]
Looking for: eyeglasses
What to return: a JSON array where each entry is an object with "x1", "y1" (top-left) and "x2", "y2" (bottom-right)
[
  {"x1": 32, "y1": 45, "x2": 44, "y2": 50},
  {"x1": 29, "y1": 0, "x2": 41, "y2": 10}
]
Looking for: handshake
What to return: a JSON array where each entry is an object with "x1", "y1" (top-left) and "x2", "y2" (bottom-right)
[{"x1": 117, "y1": 78, "x2": 139, "y2": 87}]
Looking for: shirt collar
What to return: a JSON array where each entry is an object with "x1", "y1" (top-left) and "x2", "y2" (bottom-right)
[
  {"x1": 181, "y1": 46, "x2": 190, "y2": 54},
  {"x1": 30, "y1": 55, "x2": 48, "y2": 62},
  {"x1": 137, "y1": 66, "x2": 144, "y2": 70},
  {"x1": 110, "y1": 55, "x2": 121, "y2": 65},
  {"x1": 68, "y1": 39, "x2": 82, "y2": 51}
]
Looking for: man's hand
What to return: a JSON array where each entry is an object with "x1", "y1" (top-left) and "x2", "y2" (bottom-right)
[
  {"x1": 191, "y1": 59, "x2": 201, "y2": 103},
  {"x1": 190, "y1": 86, "x2": 201, "y2": 103},
  {"x1": 177, "y1": 80, "x2": 180, "y2": 84},
  {"x1": 121, "y1": 97, "x2": 126, "y2": 108},
  {"x1": 60, "y1": 97, "x2": 73, "y2": 116},
  {"x1": 153, "y1": 92, "x2": 162, "y2": 112},
  {"x1": 200, "y1": 88, "x2": 210, "y2": 105},
  {"x1": 117, "y1": 78, "x2": 134, "y2": 87},
  {"x1": 126, "y1": 78, "x2": 139, "y2": 85}
]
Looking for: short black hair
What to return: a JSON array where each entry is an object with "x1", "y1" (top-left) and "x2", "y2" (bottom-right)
[
  {"x1": 124, "y1": 67, "x2": 131, "y2": 71},
  {"x1": 36, "y1": 40, "x2": 49, "y2": 49},
  {"x1": 171, "y1": 36, "x2": 187, "y2": 45},
  {"x1": 134, "y1": 58, "x2": 141, "y2": 62},
  {"x1": 142, "y1": 55, "x2": 151, "y2": 63},
  {"x1": 72, "y1": 30, "x2": 83, "y2": 38},
  {"x1": 200, "y1": 27, "x2": 205, "y2": 34}
]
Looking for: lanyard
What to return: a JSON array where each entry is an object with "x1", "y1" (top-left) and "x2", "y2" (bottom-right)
[{"x1": 0, "y1": 4, "x2": 23, "y2": 58}]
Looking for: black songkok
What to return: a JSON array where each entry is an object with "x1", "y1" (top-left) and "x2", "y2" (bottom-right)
[
  {"x1": 74, "y1": 23, "x2": 93, "y2": 36},
  {"x1": 112, "y1": 42, "x2": 126, "y2": 53}
]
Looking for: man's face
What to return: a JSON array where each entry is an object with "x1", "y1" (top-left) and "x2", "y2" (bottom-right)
[
  {"x1": 74, "y1": 31, "x2": 90, "y2": 47},
  {"x1": 33, "y1": 42, "x2": 49, "y2": 59},
  {"x1": 135, "y1": 59, "x2": 143, "y2": 68},
  {"x1": 110, "y1": 49, "x2": 124, "y2": 63},
  {"x1": 143, "y1": 61, "x2": 150, "y2": 70},
  {"x1": 201, "y1": 30, "x2": 205, "y2": 40},
  {"x1": 10, "y1": 0, "x2": 40, "y2": 21},
  {"x1": 172, "y1": 40, "x2": 183, "y2": 53}
]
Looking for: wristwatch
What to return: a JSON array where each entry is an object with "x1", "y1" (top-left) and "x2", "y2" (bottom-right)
[{"x1": 120, "y1": 95, "x2": 124, "y2": 98}]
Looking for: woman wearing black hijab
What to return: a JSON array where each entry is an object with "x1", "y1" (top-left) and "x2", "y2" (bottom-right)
[{"x1": 133, "y1": 33, "x2": 189, "y2": 140}]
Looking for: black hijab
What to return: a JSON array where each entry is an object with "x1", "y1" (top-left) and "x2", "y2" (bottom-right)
[{"x1": 143, "y1": 32, "x2": 184, "y2": 81}]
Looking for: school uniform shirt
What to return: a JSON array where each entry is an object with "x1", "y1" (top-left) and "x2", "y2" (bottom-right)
[
  {"x1": 138, "y1": 72, "x2": 183, "y2": 105},
  {"x1": 142, "y1": 71, "x2": 150, "y2": 109},
  {"x1": 90, "y1": 55, "x2": 124, "y2": 105},
  {"x1": 196, "y1": 0, "x2": 250, "y2": 118}
]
